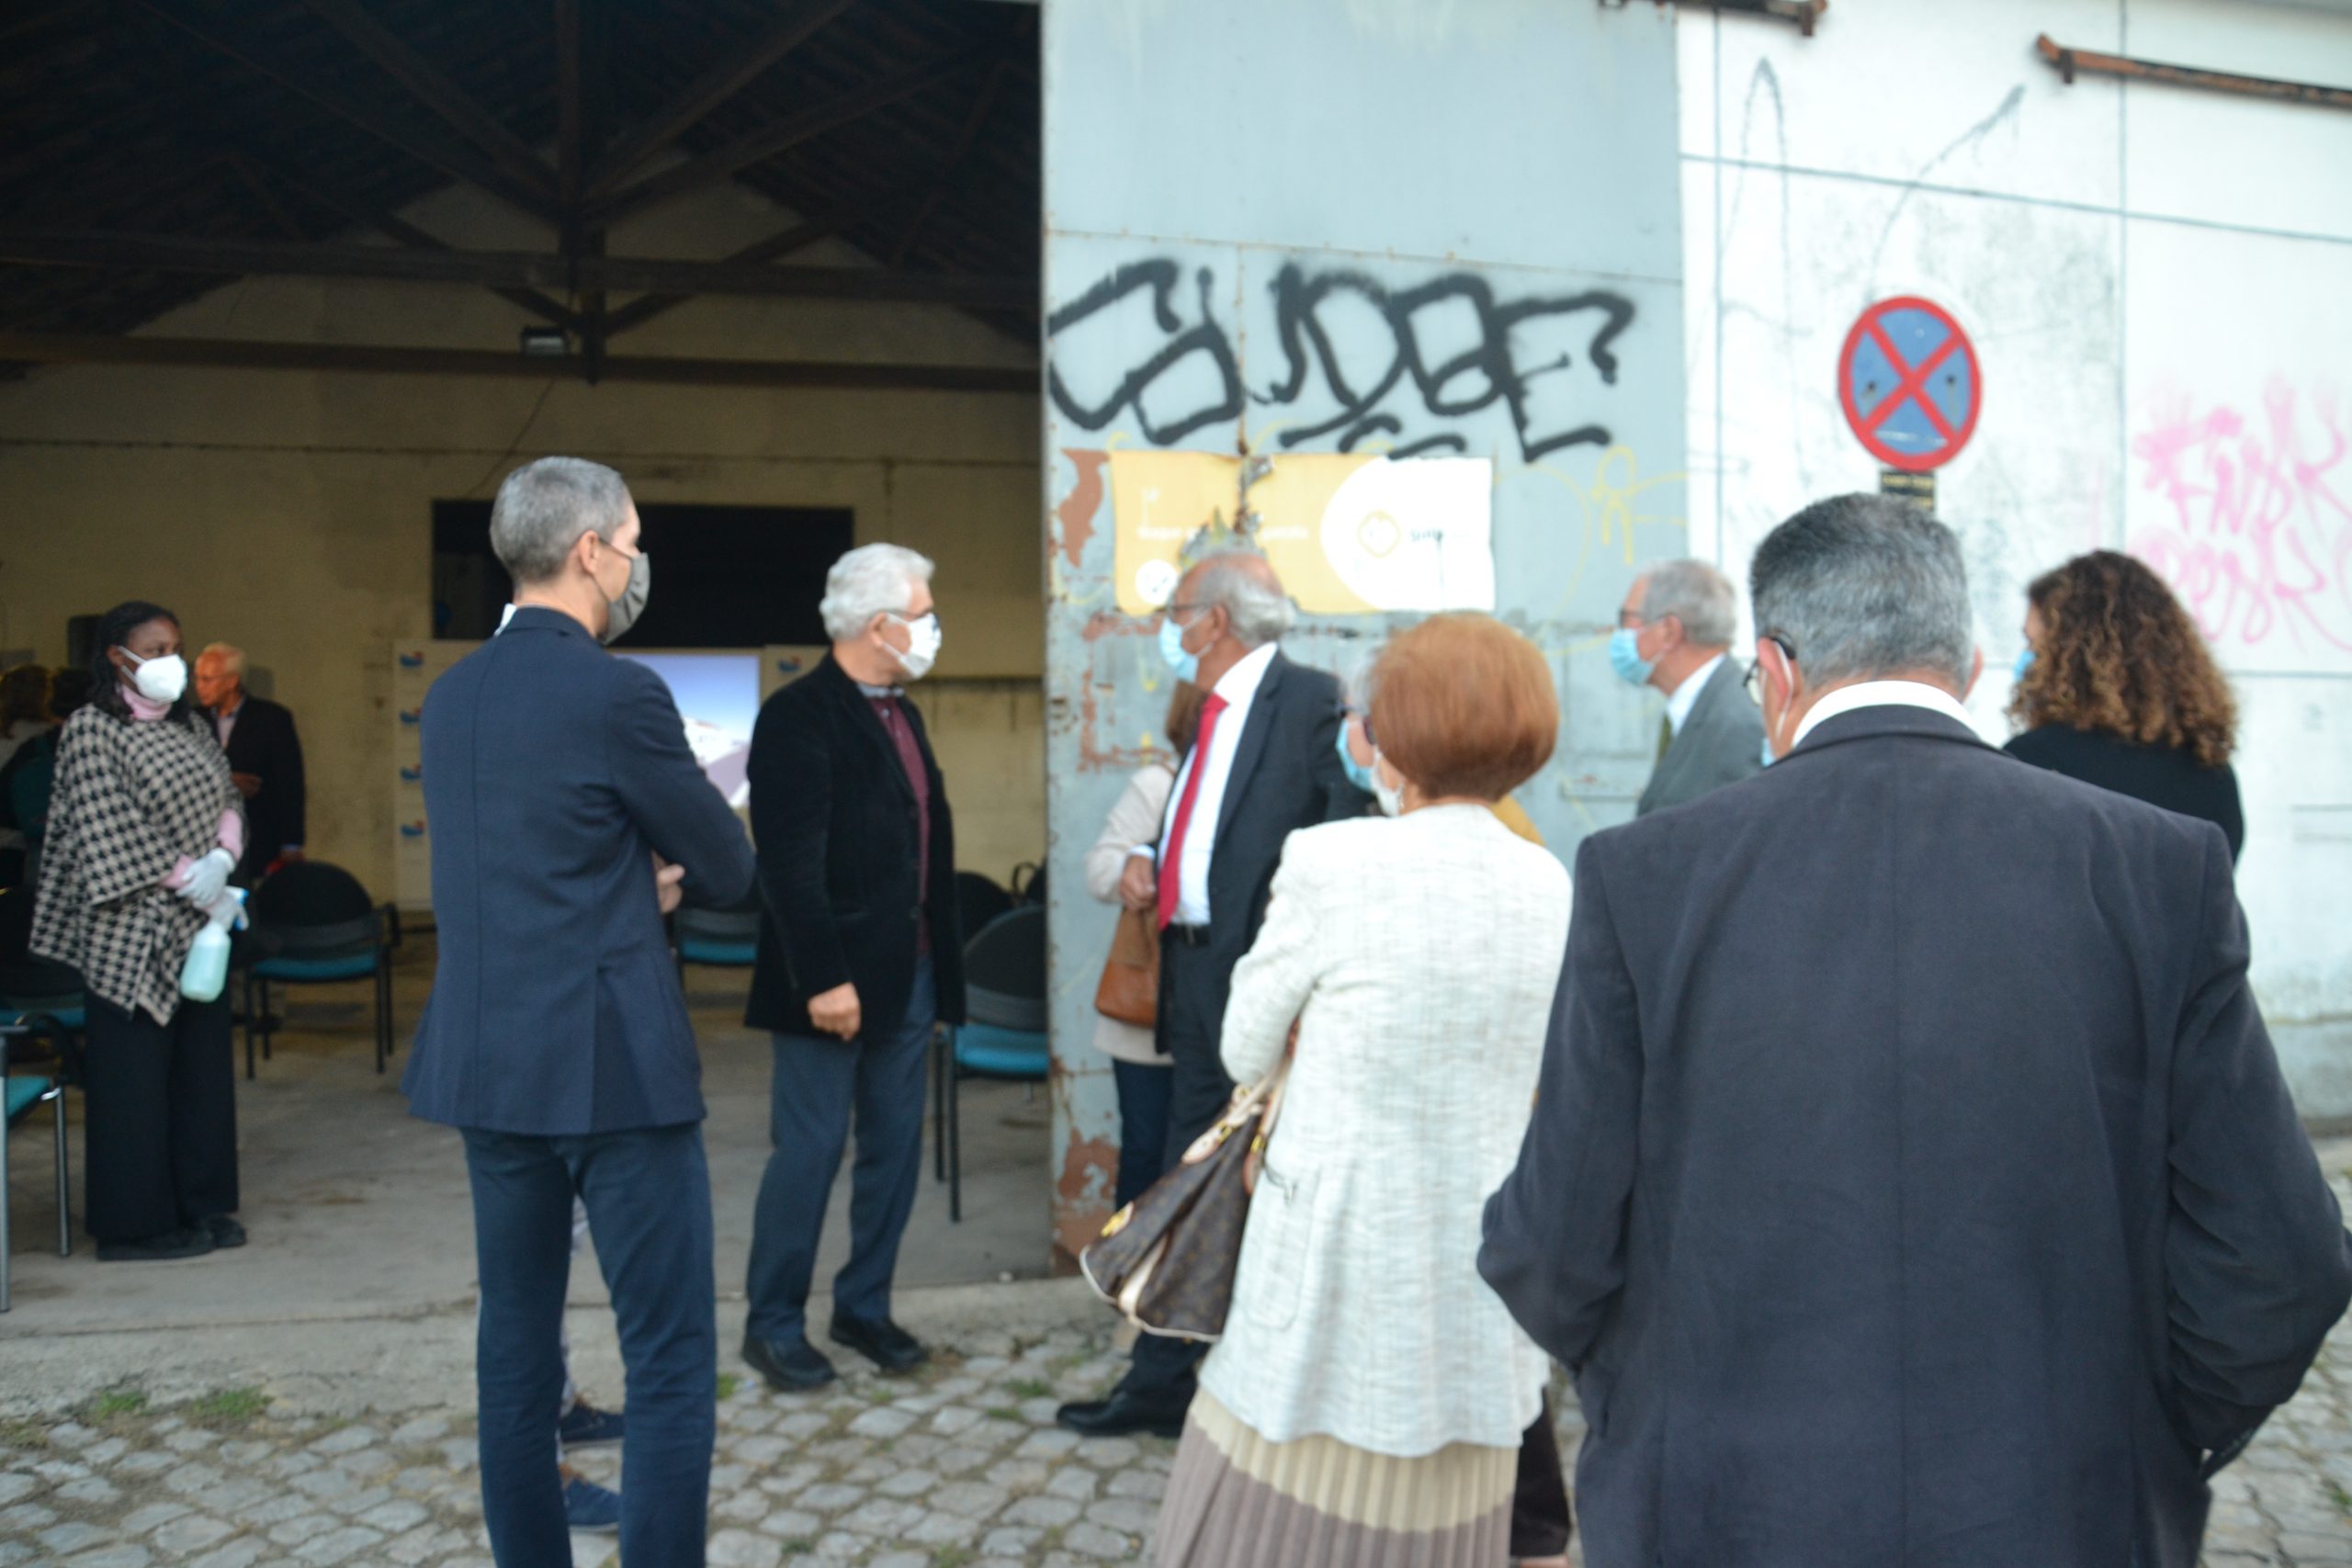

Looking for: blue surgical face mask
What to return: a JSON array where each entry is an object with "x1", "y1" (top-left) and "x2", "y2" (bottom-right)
[
  {"x1": 1609, "y1": 626, "x2": 1656, "y2": 687},
  {"x1": 1760, "y1": 734, "x2": 1778, "y2": 770},
  {"x1": 1159, "y1": 615, "x2": 1199, "y2": 682},
  {"x1": 2013, "y1": 647, "x2": 2036, "y2": 682},
  {"x1": 1336, "y1": 723, "x2": 1377, "y2": 795}
]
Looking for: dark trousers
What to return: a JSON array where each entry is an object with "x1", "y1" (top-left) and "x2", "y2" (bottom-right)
[
  {"x1": 1511, "y1": 1393, "x2": 1574, "y2": 1557},
  {"x1": 462, "y1": 1122, "x2": 715, "y2": 1568},
  {"x1": 1110, "y1": 1058, "x2": 1173, "y2": 1210},
  {"x1": 1126, "y1": 935, "x2": 1234, "y2": 1407},
  {"x1": 83, "y1": 991, "x2": 236, "y2": 1242},
  {"x1": 745, "y1": 955, "x2": 934, "y2": 1343}
]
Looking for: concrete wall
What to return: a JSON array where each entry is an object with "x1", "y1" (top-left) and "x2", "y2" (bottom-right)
[
  {"x1": 1677, "y1": 0, "x2": 2352, "y2": 1111},
  {"x1": 1039, "y1": 0, "x2": 1690, "y2": 1258},
  {"x1": 0, "y1": 180, "x2": 1047, "y2": 897}
]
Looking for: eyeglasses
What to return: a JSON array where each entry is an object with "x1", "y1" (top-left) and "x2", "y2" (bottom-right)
[
  {"x1": 1617, "y1": 608, "x2": 1647, "y2": 630},
  {"x1": 1336, "y1": 701, "x2": 1374, "y2": 748},
  {"x1": 1744, "y1": 634, "x2": 1797, "y2": 706}
]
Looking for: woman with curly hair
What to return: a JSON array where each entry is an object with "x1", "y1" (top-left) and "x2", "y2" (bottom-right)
[{"x1": 2005, "y1": 550, "x2": 2243, "y2": 860}]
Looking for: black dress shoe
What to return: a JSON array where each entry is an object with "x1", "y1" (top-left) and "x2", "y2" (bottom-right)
[
  {"x1": 743, "y1": 1335, "x2": 836, "y2": 1392},
  {"x1": 202, "y1": 1215, "x2": 246, "y2": 1249},
  {"x1": 829, "y1": 1314, "x2": 929, "y2": 1373},
  {"x1": 96, "y1": 1226, "x2": 216, "y2": 1263},
  {"x1": 1055, "y1": 1387, "x2": 1189, "y2": 1440}
]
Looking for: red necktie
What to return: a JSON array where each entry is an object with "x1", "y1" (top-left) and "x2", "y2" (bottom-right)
[{"x1": 1157, "y1": 693, "x2": 1228, "y2": 931}]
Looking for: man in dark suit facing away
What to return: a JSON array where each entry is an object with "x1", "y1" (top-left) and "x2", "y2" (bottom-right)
[
  {"x1": 192, "y1": 643, "x2": 305, "y2": 880},
  {"x1": 1481, "y1": 493, "x2": 2351, "y2": 1567},
  {"x1": 741, "y1": 543, "x2": 965, "y2": 1393},
  {"x1": 404, "y1": 457, "x2": 756, "y2": 1568},
  {"x1": 1057, "y1": 548, "x2": 1369, "y2": 1439}
]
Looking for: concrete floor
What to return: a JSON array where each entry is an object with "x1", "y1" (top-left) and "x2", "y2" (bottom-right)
[{"x1": 0, "y1": 939, "x2": 1062, "y2": 1399}]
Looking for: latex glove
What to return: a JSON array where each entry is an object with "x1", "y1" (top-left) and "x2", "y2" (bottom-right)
[{"x1": 177, "y1": 848, "x2": 234, "y2": 908}]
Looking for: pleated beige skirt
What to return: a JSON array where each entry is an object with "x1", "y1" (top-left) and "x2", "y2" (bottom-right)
[{"x1": 1153, "y1": 1388, "x2": 1518, "y2": 1568}]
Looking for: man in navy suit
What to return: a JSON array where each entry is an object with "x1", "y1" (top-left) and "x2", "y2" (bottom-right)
[{"x1": 404, "y1": 457, "x2": 756, "y2": 1568}]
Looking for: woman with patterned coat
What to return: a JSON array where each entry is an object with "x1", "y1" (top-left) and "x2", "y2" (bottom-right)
[{"x1": 33, "y1": 601, "x2": 248, "y2": 1262}]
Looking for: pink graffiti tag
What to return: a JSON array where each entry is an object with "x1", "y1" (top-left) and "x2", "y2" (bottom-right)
[{"x1": 2129, "y1": 380, "x2": 2352, "y2": 659}]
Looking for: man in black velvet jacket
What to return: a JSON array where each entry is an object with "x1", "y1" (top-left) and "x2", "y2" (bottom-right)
[{"x1": 741, "y1": 543, "x2": 965, "y2": 1393}]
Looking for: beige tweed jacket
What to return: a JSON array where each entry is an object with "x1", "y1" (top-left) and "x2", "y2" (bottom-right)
[{"x1": 1199, "y1": 805, "x2": 1571, "y2": 1457}]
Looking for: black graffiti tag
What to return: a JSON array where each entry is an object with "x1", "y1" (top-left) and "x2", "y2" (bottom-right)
[
  {"x1": 1044, "y1": 261, "x2": 1244, "y2": 446},
  {"x1": 1046, "y1": 258, "x2": 1637, "y2": 461}
]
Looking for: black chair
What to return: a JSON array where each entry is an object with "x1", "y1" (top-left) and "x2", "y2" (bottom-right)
[
  {"x1": 0, "y1": 886, "x2": 81, "y2": 1296},
  {"x1": 954, "y1": 872, "x2": 1014, "y2": 948},
  {"x1": 1011, "y1": 862, "x2": 1046, "y2": 906},
  {"x1": 240, "y1": 862, "x2": 401, "y2": 1077},
  {"x1": 673, "y1": 892, "x2": 763, "y2": 982},
  {"x1": 933, "y1": 905, "x2": 1048, "y2": 1223}
]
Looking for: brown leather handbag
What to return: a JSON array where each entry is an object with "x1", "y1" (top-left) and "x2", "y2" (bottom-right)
[
  {"x1": 1091, "y1": 907, "x2": 1159, "y2": 1028},
  {"x1": 1078, "y1": 1061, "x2": 1289, "y2": 1342}
]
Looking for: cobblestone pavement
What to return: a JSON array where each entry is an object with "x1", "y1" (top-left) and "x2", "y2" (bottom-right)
[{"x1": 5, "y1": 1311, "x2": 2351, "y2": 1566}]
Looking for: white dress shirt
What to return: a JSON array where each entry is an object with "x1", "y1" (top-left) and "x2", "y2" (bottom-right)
[
  {"x1": 1664, "y1": 650, "x2": 1726, "y2": 737},
  {"x1": 1150, "y1": 642, "x2": 1277, "y2": 927},
  {"x1": 213, "y1": 694, "x2": 243, "y2": 750},
  {"x1": 1793, "y1": 679, "x2": 1974, "y2": 747}
]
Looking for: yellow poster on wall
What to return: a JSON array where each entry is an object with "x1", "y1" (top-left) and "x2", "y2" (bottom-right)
[{"x1": 1107, "y1": 450, "x2": 1494, "y2": 615}]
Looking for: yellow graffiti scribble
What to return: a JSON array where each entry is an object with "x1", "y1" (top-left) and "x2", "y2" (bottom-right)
[{"x1": 1528, "y1": 445, "x2": 1688, "y2": 616}]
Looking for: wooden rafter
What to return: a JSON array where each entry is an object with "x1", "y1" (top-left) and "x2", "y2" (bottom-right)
[
  {"x1": 584, "y1": 0, "x2": 858, "y2": 202},
  {"x1": 127, "y1": 0, "x2": 558, "y2": 221},
  {"x1": 0, "y1": 332, "x2": 1035, "y2": 393},
  {"x1": 0, "y1": 229, "x2": 1035, "y2": 310},
  {"x1": 589, "y1": 47, "x2": 991, "y2": 225},
  {"x1": 295, "y1": 0, "x2": 556, "y2": 199},
  {"x1": 889, "y1": 59, "x2": 1009, "y2": 266}
]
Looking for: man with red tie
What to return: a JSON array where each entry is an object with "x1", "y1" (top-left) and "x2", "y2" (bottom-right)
[{"x1": 1058, "y1": 548, "x2": 1367, "y2": 1439}]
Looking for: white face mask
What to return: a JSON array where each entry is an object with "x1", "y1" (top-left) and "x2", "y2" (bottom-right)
[
  {"x1": 120, "y1": 648, "x2": 188, "y2": 705},
  {"x1": 1371, "y1": 748, "x2": 1406, "y2": 818},
  {"x1": 888, "y1": 612, "x2": 942, "y2": 682}
]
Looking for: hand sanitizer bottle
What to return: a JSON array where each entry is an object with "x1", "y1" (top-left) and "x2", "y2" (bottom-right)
[{"x1": 180, "y1": 886, "x2": 247, "y2": 1003}]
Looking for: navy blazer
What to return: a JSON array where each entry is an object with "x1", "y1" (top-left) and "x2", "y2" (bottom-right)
[
  {"x1": 404, "y1": 607, "x2": 756, "y2": 1134},
  {"x1": 1481, "y1": 702, "x2": 2351, "y2": 1568}
]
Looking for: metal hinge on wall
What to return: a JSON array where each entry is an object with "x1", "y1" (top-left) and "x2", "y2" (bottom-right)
[{"x1": 2036, "y1": 33, "x2": 2352, "y2": 112}]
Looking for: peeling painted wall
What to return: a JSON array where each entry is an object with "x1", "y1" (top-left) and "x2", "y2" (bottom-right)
[
  {"x1": 1677, "y1": 0, "x2": 2352, "y2": 1111},
  {"x1": 1039, "y1": 0, "x2": 1690, "y2": 1258}
]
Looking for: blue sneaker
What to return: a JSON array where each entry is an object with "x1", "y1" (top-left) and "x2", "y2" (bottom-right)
[
  {"x1": 562, "y1": 1473, "x2": 621, "y2": 1532},
  {"x1": 559, "y1": 1402, "x2": 625, "y2": 1450}
]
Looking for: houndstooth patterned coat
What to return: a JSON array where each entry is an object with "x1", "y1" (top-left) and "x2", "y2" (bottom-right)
[{"x1": 32, "y1": 705, "x2": 242, "y2": 1024}]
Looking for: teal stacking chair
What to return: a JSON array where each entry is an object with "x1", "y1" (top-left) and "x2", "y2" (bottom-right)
[
  {"x1": 239, "y1": 862, "x2": 401, "y2": 1077},
  {"x1": 1, "y1": 887, "x2": 82, "y2": 1307},
  {"x1": 673, "y1": 897, "x2": 763, "y2": 983},
  {"x1": 934, "y1": 906, "x2": 1048, "y2": 1224}
]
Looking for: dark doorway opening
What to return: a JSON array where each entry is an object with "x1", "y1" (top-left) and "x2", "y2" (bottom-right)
[{"x1": 433, "y1": 501, "x2": 854, "y2": 647}]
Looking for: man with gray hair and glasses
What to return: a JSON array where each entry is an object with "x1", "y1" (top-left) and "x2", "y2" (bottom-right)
[
  {"x1": 405, "y1": 456, "x2": 758, "y2": 1566},
  {"x1": 1483, "y1": 492, "x2": 2351, "y2": 1563},
  {"x1": 1611, "y1": 557, "x2": 1763, "y2": 815},
  {"x1": 1058, "y1": 547, "x2": 1367, "y2": 1439}
]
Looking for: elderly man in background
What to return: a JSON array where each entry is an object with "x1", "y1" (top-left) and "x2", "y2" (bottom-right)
[
  {"x1": 1611, "y1": 558, "x2": 1763, "y2": 816},
  {"x1": 192, "y1": 643, "x2": 305, "y2": 881},
  {"x1": 1482, "y1": 493, "x2": 2352, "y2": 1565},
  {"x1": 741, "y1": 543, "x2": 964, "y2": 1393},
  {"x1": 1057, "y1": 548, "x2": 1368, "y2": 1440},
  {"x1": 404, "y1": 457, "x2": 757, "y2": 1568}
]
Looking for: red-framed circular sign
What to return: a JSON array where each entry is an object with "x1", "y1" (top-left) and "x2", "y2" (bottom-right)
[{"x1": 1837, "y1": 296, "x2": 1982, "y2": 473}]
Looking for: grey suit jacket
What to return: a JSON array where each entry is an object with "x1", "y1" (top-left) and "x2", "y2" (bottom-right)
[
  {"x1": 1480, "y1": 703, "x2": 2352, "y2": 1567},
  {"x1": 1634, "y1": 656, "x2": 1764, "y2": 817}
]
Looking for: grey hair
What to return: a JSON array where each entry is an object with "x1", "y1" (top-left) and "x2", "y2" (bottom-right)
[
  {"x1": 1638, "y1": 558, "x2": 1738, "y2": 648},
  {"x1": 490, "y1": 457, "x2": 633, "y2": 585},
  {"x1": 198, "y1": 642, "x2": 247, "y2": 677},
  {"x1": 1749, "y1": 493, "x2": 1973, "y2": 689},
  {"x1": 820, "y1": 543, "x2": 935, "y2": 642},
  {"x1": 1187, "y1": 550, "x2": 1295, "y2": 649}
]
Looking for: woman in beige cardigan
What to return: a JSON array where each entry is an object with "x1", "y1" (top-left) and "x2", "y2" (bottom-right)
[
  {"x1": 1155, "y1": 615, "x2": 1570, "y2": 1568},
  {"x1": 1083, "y1": 682, "x2": 1204, "y2": 1208}
]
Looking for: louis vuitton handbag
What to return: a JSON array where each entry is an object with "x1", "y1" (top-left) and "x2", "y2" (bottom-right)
[
  {"x1": 1078, "y1": 1060, "x2": 1289, "y2": 1341},
  {"x1": 1091, "y1": 907, "x2": 1159, "y2": 1028}
]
